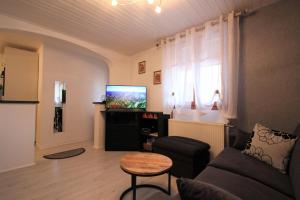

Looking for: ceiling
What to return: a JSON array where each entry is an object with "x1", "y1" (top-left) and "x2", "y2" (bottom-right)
[{"x1": 0, "y1": 0, "x2": 280, "y2": 55}]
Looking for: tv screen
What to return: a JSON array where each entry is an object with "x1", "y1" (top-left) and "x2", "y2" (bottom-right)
[{"x1": 106, "y1": 85, "x2": 147, "y2": 109}]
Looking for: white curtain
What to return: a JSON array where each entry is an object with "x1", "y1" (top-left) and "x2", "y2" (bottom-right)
[
  {"x1": 193, "y1": 21, "x2": 222, "y2": 110},
  {"x1": 220, "y1": 12, "x2": 240, "y2": 119},
  {"x1": 162, "y1": 12, "x2": 240, "y2": 119},
  {"x1": 162, "y1": 30, "x2": 194, "y2": 114}
]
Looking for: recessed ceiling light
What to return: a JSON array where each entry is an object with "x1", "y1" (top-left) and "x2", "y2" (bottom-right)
[
  {"x1": 147, "y1": 0, "x2": 154, "y2": 4},
  {"x1": 155, "y1": 5, "x2": 161, "y2": 14},
  {"x1": 112, "y1": 0, "x2": 118, "y2": 6},
  {"x1": 111, "y1": 0, "x2": 162, "y2": 13}
]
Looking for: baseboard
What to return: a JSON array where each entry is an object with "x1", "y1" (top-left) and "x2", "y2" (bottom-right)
[
  {"x1": 38, "y1": 137, "x2": 92, "y2": 150},
  {"x1": 38, "y1": 139, "x2": 93, "y2": 156},
  {"x1": 0, "y1": 162, "x2": 35, "y2": 174},
  {"x1": 93, "y1": 145, "x2": 104, "y2": 150}
]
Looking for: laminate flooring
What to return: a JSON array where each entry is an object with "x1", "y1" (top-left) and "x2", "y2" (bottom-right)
[{"x1": 0, "y1": 142, "x2": 178, "y2": 200}]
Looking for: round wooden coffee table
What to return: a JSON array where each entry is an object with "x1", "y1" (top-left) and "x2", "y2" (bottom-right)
[{"x1": 120, "y1": 152, "x2": 173, "y2": 200}]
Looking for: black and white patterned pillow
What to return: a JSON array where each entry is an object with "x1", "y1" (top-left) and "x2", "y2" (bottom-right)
[{"x1": 242, "y1": 123, "x2": 297, "y2": 173}]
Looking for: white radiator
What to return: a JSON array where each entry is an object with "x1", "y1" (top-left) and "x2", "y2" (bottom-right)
[{"x1": 169, "y1": 118, "x2": 226, "y2": 159}]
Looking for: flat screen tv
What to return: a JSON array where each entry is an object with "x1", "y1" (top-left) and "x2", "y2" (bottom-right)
[{"x1": 106, "y1": 85, "x2": 147, "y2": 110}]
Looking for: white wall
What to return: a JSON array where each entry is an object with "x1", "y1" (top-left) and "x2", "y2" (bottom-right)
[
  {"x1": 109, "y1": 57, "x2": 132, "y2": 85},
  {"x1": 37, "y1": 42, "x2": 109, "y2": 149},
  {"x1": 0, "y1": 104, "x2": 36, "y2": 173},
  {"x1": 130, "y1": 47, "x2": 163, "y2": 112}
]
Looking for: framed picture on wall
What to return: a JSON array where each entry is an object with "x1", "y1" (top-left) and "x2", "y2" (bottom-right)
[
  {"x1": 138, "y1": 61, "x2": 146, "y2": 74},
  {"x1": 153, "y1": 70, "x2": 161, "y2": 84}
]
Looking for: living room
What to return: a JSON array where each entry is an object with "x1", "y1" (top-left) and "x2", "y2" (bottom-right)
[{"x1": 0, "y1": 0, "x2": 299, "y2": 199}]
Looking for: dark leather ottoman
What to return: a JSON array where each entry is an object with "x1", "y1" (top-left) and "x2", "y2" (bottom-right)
[{"x1": 153, "y1": 136, "x2": 210, "y2": 178}]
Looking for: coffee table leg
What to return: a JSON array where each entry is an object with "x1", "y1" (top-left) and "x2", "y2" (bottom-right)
[
  {"x1": 131, "y1": 175, "x2": 136, "y2": 200},
  {"x1": 121, "y1": 173, "x2": 171, "y2": 200},
  {"x1": 168, "y1": 172, "x2": 171, "y2": 195}
]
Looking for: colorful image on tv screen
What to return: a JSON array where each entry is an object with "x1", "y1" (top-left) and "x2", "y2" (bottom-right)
[{"x1": 106, "y1": 85, "x2": 147, "y2": 109}]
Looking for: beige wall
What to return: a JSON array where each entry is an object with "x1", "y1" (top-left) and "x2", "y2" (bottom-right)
[
  {"x1": 0, "y1": 14, "x2": 134, "y2": 150},
  {"x1": 130, "y1": 47, "x2": 163, "y2": 112},
  {"x1": 3, "y1": 47, "x2": 38, "y2": 101},
  {"x1": 0, "y1": 54, "x2": 4, "y2": 93},
  {"x1": 37, "y1": 42, "x2": 109, "y2": 149},
  {"x1": 109, "y1": 57, "x2": 132, "y2": 85},
  {"x1": 0, "y1": 60, "x2": 3, "y2": 72},
  {"x1": 35, "y1": 45, "x2": 44, "y2": 147},
  {"x1": 0, "y1": 14, "x2": 132, "y2": 87}
]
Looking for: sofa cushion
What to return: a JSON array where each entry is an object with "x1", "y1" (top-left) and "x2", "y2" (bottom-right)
[
  {"x1": 293, "y1": 123, "x2": 300, "y2": 136},
  {"x1": 176, "y1": 178, "x2": 241, "y2": 200},
  {"x1": 243, "y1": 123, "x2": 297, "y2": 173},
  {"x1": 289, "y1": 125, "x2": 300, "y2": 200},
  {"x1": 232, "y1": 129, "x2": 251, "y2": 150},
  {"x1": 209, "y1": 148, "x2": 294, "y2": 197},
  {"x1": 196, "y1": 166, "x2": 293, "y2": 200},
  {"x1": 153, "y1": 136, "x2": 210, "y2": 157}
]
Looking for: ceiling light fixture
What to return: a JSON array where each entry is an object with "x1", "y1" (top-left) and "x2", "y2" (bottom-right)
[
  {"x1": 155, "y1": 5, "x2": 161, "y2": 13},
  {"x1": 111, "y1": 0, "x2": 162, "y2": 13},
  {"x1": 112, "y1": 0, "x2": 118, "y2": 6}
]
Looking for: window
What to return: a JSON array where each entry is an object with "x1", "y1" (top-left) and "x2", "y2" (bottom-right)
[
  {"x1": 162, "y1": 12, "x2": 240, "y2": 119},
  {"x1": 162, "y1": 25, "x2": 222, "y2": 113}
]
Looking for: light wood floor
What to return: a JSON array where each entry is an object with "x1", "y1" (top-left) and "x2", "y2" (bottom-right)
[{"x1": 0, "y1": 142, "x2": 178, "y2": 200}]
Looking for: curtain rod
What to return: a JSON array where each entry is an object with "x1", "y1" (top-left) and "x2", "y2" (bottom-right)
[{"x1": 157, "y1": 9, "x2": 251, "y2": 46}]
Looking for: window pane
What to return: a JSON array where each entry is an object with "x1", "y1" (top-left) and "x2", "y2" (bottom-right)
[{"x1": 195, "y1": 64, "x2": 221, "y2": 107}]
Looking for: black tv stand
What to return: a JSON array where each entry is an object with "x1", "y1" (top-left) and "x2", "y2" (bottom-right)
[
  {"x1": 105, "y1": 110, "x2": 169, "y2": 151},
  {"x1": 106, "y1": 108, "x2": 145, "y2": 112}
]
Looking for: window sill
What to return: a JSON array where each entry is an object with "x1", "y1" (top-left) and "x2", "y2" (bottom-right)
[{"x1": 172, "y1": 110, "x2": 228, "y2": 125}]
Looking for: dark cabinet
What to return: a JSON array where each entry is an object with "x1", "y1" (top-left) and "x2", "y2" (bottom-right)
[
  {"x1": 140, "y1": 112, "x2": 169, "y2": 151},
  {"x1": 105, "y1": 111, "x2": 169, "y2": 151}
]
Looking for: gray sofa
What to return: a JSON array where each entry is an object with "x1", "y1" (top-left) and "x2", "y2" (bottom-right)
[{"x1": 150, "y1": 124, "x2": 300, "y2": 200}]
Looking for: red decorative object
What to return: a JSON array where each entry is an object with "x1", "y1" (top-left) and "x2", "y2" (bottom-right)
[
  {"x1": 211, "y1": 102, "x2": 219, "y2": 110},
  {"x1": 191, "y1": 101, "x2": 196, "y2": 110}
]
